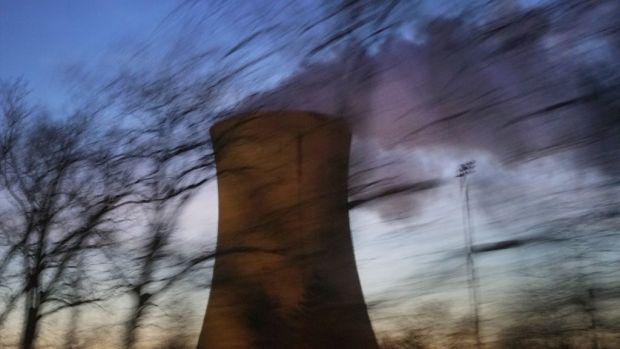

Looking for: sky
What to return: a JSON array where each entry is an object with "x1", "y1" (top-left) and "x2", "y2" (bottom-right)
[
  {"x1": 0, "y1": 1, "x2": 184, "y2": 111},
  {"x1": 1, "y1": 0, "x2": 620, "y2": 347}
]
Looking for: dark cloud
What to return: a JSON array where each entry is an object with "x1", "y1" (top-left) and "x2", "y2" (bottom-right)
[
  {"x1": 239, "y1": 1, "x2": 619, "y2": 218},
  {"x1": 244, "y1": 2, "x2": 619, "y2": 167}
]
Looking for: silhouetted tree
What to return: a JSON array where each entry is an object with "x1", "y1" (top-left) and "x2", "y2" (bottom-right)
[{"x1": 0, "y1": 80, "x2": 133, "y2": 349}]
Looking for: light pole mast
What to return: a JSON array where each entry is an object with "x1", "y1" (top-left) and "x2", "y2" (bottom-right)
[{"x1": 458, "y1": 160, "x2": 481, "y2": 349}]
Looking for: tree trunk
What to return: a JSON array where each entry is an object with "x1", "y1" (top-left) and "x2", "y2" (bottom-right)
[
  {"x1": 20, "y1": 290, "x2": 40, "y2": 349},
  {"x1": 64, "y1": 305, "x2": 81, "y2": 349},
  {"x1": 124, "y1": 296, "x2": 146, "y2": 349}
]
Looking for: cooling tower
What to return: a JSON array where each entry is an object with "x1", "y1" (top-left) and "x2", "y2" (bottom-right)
[{"x1": 197, "y1": 111, "x2": 378, "y2": 349}]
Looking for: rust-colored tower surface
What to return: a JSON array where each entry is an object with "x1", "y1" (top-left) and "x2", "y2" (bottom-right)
[{"x1": 196, "y1": 111, "x2": 378, "y2": 349}]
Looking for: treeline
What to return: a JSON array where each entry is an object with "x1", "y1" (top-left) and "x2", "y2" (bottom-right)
[{"x1": 0, "y1": 72, "x2": 219, "y2": 349}]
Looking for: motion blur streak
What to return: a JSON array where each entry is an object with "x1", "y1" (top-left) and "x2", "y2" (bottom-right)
[{"x1": 0, "y1": 1, "x2": 619, "y2": 348}]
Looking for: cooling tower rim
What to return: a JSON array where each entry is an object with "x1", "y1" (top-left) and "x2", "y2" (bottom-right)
[{"x1": 210, "y1": 110, "x2": 350, "y2": 140}]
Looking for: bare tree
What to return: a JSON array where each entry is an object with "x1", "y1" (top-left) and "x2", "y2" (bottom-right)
[
  {"x1": 112, "y1": 169, "x2": 216, "y2": 349},
  {"x1": 0, "y1": 80, "x2": 133, "y2": 349},
  {"x1": 84, "y1": 66, "x2": 223, "y2": 349}
]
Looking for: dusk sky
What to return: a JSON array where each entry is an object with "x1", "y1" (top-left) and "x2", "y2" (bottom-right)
[
  {"x1": 1, "y1": 1, "x2": 619, "y2": 348},
  {"x1": 1, "y1": 1, "x2": 175, "y2": 108}
]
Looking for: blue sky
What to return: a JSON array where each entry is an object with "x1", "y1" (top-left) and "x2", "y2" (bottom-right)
[{"x1": 1, "y1": 1, "x2": 178, "y2": 110}]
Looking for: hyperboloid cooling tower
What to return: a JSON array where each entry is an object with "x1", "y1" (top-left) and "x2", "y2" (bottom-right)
[{"x1": 196, "y1": 111, "x2": 378, "y2": 349}]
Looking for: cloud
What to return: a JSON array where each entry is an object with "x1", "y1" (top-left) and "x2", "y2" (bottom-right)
[
  {"x1": 238, "y1": 2, "x2": 620, "y2": 219},
  {"x1": 244, "y1": 2, "x2": 618, "y2": 167}
]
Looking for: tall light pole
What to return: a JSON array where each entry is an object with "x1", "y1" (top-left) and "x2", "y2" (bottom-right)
[{"x1": 458, "y1": 160, "x2": 481, "y2": 349}]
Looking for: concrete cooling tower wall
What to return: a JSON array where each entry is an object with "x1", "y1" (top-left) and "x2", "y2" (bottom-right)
[{"x1": 196, "y1": 111, "x2": 378, "y2": 349}]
